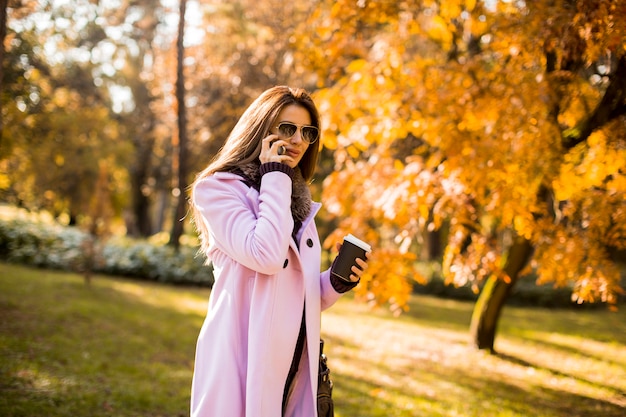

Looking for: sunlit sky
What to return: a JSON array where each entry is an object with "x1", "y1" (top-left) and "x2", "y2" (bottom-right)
[
  {"x1": 11, "y1": 0, "x2": 207, "y2": 113},
  {"x1": 12, "y1": 0, "x2": 515, "y2": 113}
]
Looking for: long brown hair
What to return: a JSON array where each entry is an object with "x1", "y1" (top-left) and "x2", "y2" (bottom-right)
[{"x1": 190, "y1": 86, "x2": 321, "y2": 253}]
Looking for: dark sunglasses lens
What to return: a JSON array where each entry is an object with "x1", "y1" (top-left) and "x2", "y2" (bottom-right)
[
  {"x1": 302, "y1": 127, "x2": 319, "y2": 143},
  {"x1": 278, "y1": 123, "x2": 297, "y2": 137}
]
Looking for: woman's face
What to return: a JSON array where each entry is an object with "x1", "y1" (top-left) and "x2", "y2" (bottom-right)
[{"x1": 273, "y1": 104, "x2": 312, "y2": 169}]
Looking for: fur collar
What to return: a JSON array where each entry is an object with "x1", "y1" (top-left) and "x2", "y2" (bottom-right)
[{"x1": 235, "y1": 163, "x2": 312, "y2": 224}]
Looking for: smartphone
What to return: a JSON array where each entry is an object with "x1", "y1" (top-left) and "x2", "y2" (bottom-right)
[{"x1": 270, "y1": 139, "x2": 286, "y2": 155}]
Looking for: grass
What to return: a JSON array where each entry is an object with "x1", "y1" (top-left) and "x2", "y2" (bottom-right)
[{"x1": 1, "y1": 262, "x2": 625, "y2": 417}]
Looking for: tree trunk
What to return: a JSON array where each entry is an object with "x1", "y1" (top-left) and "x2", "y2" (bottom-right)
[
  {"x1": 169, "y1": 0, "x2": 188, "y2": 249},
  {"x1": 426, "y1": 228, "x2": 442, "y2": 260},
  {"x1": 0, "y1": 0, "x2": 7, "y2": 148},
  {"x1": 470, "y1": 235, "x2": 534, "y2": 352},
  {"x1": 128, "y1": 139, "x2": 155, "y2": 237},
  {"x1": 566, "y1": 55, "x2": 626, "y2": 149}
]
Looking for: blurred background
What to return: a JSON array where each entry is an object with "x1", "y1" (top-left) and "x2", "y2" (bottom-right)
[{"x1": 1, "y1": 0, "x2": 625, "y2": 350}]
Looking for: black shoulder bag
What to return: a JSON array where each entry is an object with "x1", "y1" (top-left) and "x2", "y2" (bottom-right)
[
  {"x1": 283, "y1": 312, "x2": 335, "y2": 417},
  {"x1": 317, "y1": 339, "x2": 334, "y2": 417}
]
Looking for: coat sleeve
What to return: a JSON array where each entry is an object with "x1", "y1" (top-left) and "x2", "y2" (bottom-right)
[
  {"x1": 319, "y1": 268, "x2": 343, "y2": 311},
  {"x1": 193, "y1": 172, "x2": 295, "y2": 275}
]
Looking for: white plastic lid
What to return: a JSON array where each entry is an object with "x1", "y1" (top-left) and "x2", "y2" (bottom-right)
[{"x1": 344, "y1": 233, "x2": 371, "y2": 252}]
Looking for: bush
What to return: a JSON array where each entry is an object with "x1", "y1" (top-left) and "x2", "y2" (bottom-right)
[
  {"x1": 411, "y1": 260, "x2": 597, "y2": 309},
  {"x1": 1, "y1": 217, "x2": 620, "y2": 308},
  {"x1": 0, "y1": 218, "x2": 213, "y2": 286}
]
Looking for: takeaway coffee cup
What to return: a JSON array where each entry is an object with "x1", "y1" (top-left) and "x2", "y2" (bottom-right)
[{"x1": 331, "y1": 234, "x2": 371, "y2": 282}]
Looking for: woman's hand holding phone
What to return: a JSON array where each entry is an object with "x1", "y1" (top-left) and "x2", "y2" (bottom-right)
[{"x1": 260, "y1": 134, "x2": 290, "y2": 164}]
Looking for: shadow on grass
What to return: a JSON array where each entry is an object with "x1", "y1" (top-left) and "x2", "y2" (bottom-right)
[
  {"x1": 512, "y1": 332, "x2": 626, "y2": 371},
  {"x1": 335, "y1": 371, "x2": 626, "y2": 417},
  {"x1": 401, "y1": 295, "x2": 474, "y2": 330},
  {"x1": 327, "y1": 330, "x2": 626, "y2": 417},
  {"x1": 500, "y1": 304, "x2": 626, "y2": 345},
  {"x1": 496, "y1": 351, "x2": 626, "y2": 399},
  {"x1": 323, "y1": 298, "x2": 626, "y2": 417}
]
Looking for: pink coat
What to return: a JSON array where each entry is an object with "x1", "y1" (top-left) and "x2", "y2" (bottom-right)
[{"x1": 190, "y1": 170, "x2": 343, "y2": 417}]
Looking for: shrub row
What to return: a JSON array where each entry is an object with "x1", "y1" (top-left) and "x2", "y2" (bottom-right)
[
  {"x1": 413, "y1": 273, "x2": 576, "y2": 308},
  {"x1": 0, "y1": 217, "x2": 619, "y2": 308},
  {"x1": 411, "y1": 261, "x2": 620, "y2": 309},
  {"x1": 0, "y1": 218, "x2": 214, "y2": 286}
]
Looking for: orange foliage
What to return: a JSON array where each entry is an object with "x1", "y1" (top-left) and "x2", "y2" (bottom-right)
[{"x1": 299, "y1": 0, "x2": 626, "y2": 312}]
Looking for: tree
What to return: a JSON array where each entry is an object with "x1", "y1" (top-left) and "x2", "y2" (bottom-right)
[
  {"x1": 101, "y1": 0, "x2": 169, "y2": 237},
  {"x1": 169, "y1": 0, "x2": 188, "y2": 248},
  {"x1": 0, "y1": 0, "x2": 7, "y2": 146},
  {"x1": 1, "y1": 2, "x2": 129, "y2": 223},
  {"x1": 3, "y1": 0, "x2": 323, "y2": 242},
  {"x1": 183, "y1": 0, "x2": 321, "y2": 173},
  {"x1": 297, "y1": 0, "x2": 626, "y2": 348},
  {"x1": 471, "y1": 1, "x2": 626, "y2": 351},
  {"x1": 80, "y1": 160, "x2": 115, "y2": 284}
]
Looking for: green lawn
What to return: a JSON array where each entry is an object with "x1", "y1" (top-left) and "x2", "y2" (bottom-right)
[{"x1": 1, "y1": 262, "x2": 625, "y2": 417}]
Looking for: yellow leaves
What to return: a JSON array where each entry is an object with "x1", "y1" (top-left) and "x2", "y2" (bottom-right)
[
  {"x1": 554, "y1": 75, "x2": 602, "y2": 130},
  {"x1": 436, "y1": 0, "x2": 474, "y2": 20},
  {"x1": 532, "y1": 228, "x2": 623, "y2": 305},
  {"x1": 571, "y1": 0, "x2": 626, "y2": 64},
  {"x1": 419, "y1": 0, "x2": 491, "y2": 50},
  {"x1": 346, "y1": 146, "x2": 361, "y2": 159},
  {"x1": 315, "y1": 59, "x2": 411, "y2": 153},
  {"x1": 351, "y1": 247, "x2": 418, "y2": 316},
  {"x1": 423, "y1": 15, "x2": 454, "y2": 51},
  {"x1": 0, "y1": 173, "x2": 10, "y2": 190},
  {"x1": 346, "y1": 58, "x2": 368, "y2": 73},
  {"x1": 513, "y1": 214, "x2": 534, "y2": 240},
  {"x1": 321, "y1": 151, "x2": 444, "y2": 313},
  {"x1": 607, "y1": 204, "x2": 626, "y2": 250},
  {"x1": 442, "y1": 223, "x2": 501, "y2": 289},
  {"x1": 307, "y1": 0, "x2": 626, "y2": 313},
  {"x1": 554, "y1": 125, "x2": 626, "y2": 201},
  {"x1": 465, "y1": 0, "x2": 477, "y2": 12},
  {"x1": 51, "y1": 87, "x2": 70, "y2": 108},
  {"x1": 457, "y1": 111, "x2": 482, "y2": 132},
  {"x1": 468, "y1": 17, "x2": 489, "y2": 38}
]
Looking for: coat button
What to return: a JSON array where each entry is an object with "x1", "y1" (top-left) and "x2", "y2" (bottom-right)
[
  {"x1": 306, "y1": 239, "x2": 314, "y2": 247},
  {"x1": 283, "y1": 259, "x2": 289, "y2": 268}
]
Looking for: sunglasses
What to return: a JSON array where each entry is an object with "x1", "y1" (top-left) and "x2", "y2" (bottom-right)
[{"x1": 274, "y1": 122, "x2": 319, "y2": 144}]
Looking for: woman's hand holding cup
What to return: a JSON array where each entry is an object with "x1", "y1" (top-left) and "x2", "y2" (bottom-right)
[{"x1": 332, "y1": 234, "x2": 371, "y2": 283}]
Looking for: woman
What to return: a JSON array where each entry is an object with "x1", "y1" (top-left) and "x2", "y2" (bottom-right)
[{"x1": 189, "y1": 86, "x2": 369, "y2": 417}]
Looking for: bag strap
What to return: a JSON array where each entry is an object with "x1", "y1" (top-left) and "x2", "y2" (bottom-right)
[{"x1": 282, "y1": 305, "x2": 307, "y2": 415}]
